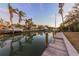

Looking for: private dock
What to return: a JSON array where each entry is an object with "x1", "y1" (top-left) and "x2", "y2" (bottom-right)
[{"x1": 42, "y1": 32, "x2": 79, "y2": 56}]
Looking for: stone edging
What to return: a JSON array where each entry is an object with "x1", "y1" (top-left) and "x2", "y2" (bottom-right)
[{"x1": 62, "y1": 32, "x2": 79, "y2": 56}]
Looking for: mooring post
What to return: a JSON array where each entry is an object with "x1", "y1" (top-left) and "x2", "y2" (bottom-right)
[{"x1": 45, "y1": 32, "x2": 48, "y2": 48}]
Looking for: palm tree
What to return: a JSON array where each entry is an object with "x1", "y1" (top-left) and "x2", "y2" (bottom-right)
[
  {"x1": 27, "y1": 18, "x2": 33, "y2": 30},
  {"x1": 61, "y1": 3, "x2": 79, "y2": 32},
  {"x1": 65, "y1": 5, "x2": 79, "y2": 32},
  {"x1": 66, "y1": 3, "x2": 79, "y2": 31},
  {"x1": 72, "y1": 3, "x2": 79, "y2": 31},
  {"x1": 73, "y1": 3, "x2": 79, "y2": 21},
  {"x1": 24, "y1": 18, "x2": 33, "y2": 30},
  {"x1": 17, "y1": 10, "x2": 25, "y2": 23},
  {"x1": 65, "y1": 11, "x2": 74, "y2": 31},
  {"x1": 8, "y1": 3, "x2": 18, "y2": 25},
  {"x1": 59, "y1": 3, "x2": 64, "y2": 22},
  {"x1": 58, "y1": 3, "x2": 64, "y2": 31},
  {"x1": 8, "y1": 3, "x2": 18, "y2": 34}
]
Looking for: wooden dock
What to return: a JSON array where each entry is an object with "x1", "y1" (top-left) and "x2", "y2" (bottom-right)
[{"x1": 42, "y1": 32, "x2": 68, "y2": 56}]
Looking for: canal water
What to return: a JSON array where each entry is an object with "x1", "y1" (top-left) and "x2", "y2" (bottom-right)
[{"x1": 0, "y1": 32, "x2": 54, "y2": 56}]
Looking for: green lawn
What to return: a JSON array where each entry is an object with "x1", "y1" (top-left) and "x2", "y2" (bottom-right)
[{"x1": 64, "y1": 32, "x2": 79, "y2": 53}]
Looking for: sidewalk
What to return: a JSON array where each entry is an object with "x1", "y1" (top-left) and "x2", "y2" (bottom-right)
[
  {"x1": 42, "y1": 32, "x2": 68, "y2": 56},
  {"x1": 42, "y1": 32, "x2": 79, "y2": 56}
]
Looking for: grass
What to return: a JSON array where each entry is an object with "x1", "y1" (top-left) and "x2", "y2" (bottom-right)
[{"x1": 64, "y1": 32, "x2": 79, "y2": 53}]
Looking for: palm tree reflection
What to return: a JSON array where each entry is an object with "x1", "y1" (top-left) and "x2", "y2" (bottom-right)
[
  {"x1": 25, "y1": 32, "x2": 35, "y2": 44},
  {"x1": 9, "y1": 40, "x2": 13, "y2": 55},
  {"x1": 9, "y1": 35, "x2": 23, "y2": 55},
  {"x1": 18, "y1": 40, "x2": 23, "y2": 51},
  {"x1": 0, "y1": 35, "x2": 10, "y2": 48},
  {"x1": 9, "y1": 32, "x2": 36, "y2": 55},
  {"x1": 0, "y1": 40, "x2": 4, "y2": 48}
]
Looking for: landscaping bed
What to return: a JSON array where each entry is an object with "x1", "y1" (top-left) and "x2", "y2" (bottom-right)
[{"x1": 64, "y1": 32, "x2": 79, "y2": 53}]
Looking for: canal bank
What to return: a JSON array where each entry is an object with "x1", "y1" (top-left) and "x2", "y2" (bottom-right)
[{"x1": 42, "y1": 32, "x2": 79, "y2": 56}]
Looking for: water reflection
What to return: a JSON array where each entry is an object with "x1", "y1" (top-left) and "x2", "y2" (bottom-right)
[
  {"x1": 10, "y1": 39, "x2": 13, "y2": 56},
  {"x1": 0, "y1": 32, "x2": 53, "y2": 56},
  {"x1": 0, "y1": 35, "x2": 12, "y2": 48},
  {"x1": 0, "y1": 40, "x2": 4, "y2": 48}
]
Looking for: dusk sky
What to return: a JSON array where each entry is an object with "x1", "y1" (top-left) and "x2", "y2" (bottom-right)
[{"x1": 0, "y1": 3, "x2": 74, "y2": 27}]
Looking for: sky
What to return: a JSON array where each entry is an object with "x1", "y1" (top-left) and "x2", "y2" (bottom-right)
[{"x1": 0, "y1": 3, "x2": 74, "y2": 27}]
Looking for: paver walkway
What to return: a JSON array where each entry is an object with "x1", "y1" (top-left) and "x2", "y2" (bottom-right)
[{"x1": 42, "y1": 32, "x2": 68, "y2": 56}]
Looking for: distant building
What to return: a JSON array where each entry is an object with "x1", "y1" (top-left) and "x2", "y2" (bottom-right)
[{"x1": 0, "y1": 19, "x2": 6, "y2": 30}]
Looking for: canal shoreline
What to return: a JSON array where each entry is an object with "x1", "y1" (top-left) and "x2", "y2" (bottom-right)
[
  {"x1": 42, "y1": 32, "x2": 79, "y2": 56},
  {"x1": 0, "y1": 29, "x2": 53, "y2": 35}
]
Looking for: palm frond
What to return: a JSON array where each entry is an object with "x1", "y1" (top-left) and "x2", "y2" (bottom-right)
[
  {"x1": 59, "y1": 3, "x2": 64, "y2": 8},
  {"x1": 59, "y1": 8, "x2": 63, "y2": 15}
]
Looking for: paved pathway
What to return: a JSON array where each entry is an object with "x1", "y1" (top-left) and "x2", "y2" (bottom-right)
[{"x1": 42, "y1": 32, "x2": 68, "y2": 56}]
